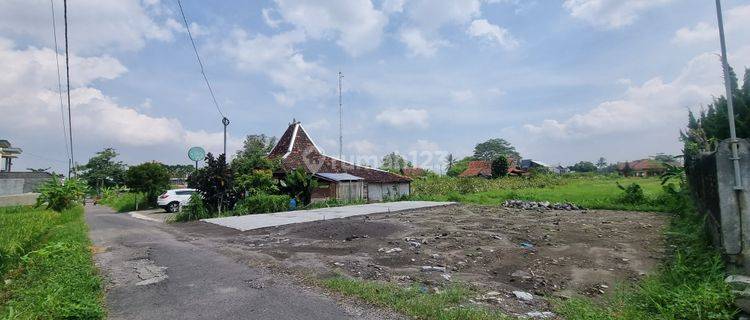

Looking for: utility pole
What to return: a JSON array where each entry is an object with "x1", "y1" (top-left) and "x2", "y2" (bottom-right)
[
  {"x1": 338, "y1": 71, "x2": 344, "y2": 159},
  {"x1": 64, "y1": 0, "x2": 74, "y2": 178},
  {"x1": 222, "y1": 117, "x2": 229, "y2": 162},
  {"x1": 716, "y1": 0, "x2": 743, "y2": 190}
]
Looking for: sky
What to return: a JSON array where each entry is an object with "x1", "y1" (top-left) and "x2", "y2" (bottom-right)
[{"x1": 1, "y1": 0, "x2": 749, "y2": 174}]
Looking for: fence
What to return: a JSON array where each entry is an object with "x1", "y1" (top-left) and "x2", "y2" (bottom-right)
[{"x1": 687, "y1": 138, "x2": 750, "y2": 271}]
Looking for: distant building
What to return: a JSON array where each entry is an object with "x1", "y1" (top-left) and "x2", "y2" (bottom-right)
[
  {"x1": 268, "y1": 120, "x2": 411, "y2": 202},
  {"x1": 0, "y1": 140, "x2": 22, "y2": 172},
  {"x1": 519, "y1": 159, "x2": 552, "y2": 171},
  {"x1": 617, "y1": 159, "x2": 674, "y2": 177},
  {"x1": 400, "y1": 167, "x2": 427, "y2": 178},
  {"x1": 459, "y1": 159, "x2": 525, "y2": 177},
  {"x1": 459, "y1": 161, "x2": 492, "y2": 178}
]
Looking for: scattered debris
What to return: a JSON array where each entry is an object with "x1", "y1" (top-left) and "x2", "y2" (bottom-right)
[
  {"x1": 421, "y1": 266, "x2": 447, "y2": 272},
  {"x1": 503, "y1": 200, "x2": 584, "y2": 211},
  {"x1": 441, "y1": 273, "x2": 452, "y2": 281},
  {"x1": 384, "y1": 247, "x2": 402, "y2": 254},
  {"x1": 520, "y1": 242, "x2": 535, "y2": 249},
  {"x1": 513, "y1": 290, "x2": 534, "y2": 301},
  {"x1": 525, "y1": 311, "x2": 555, "y2": 318},
  {"x1": 511, "y1": 270, "x2": 533, "y2": 280}
]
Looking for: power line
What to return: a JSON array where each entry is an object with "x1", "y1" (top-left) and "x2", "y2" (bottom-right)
[
  {"x1": 63, "y1": 0, "x2": 75, "y2": 177},
  {"x1": 175, "y1": 0, "x2": 225, "y2": 119},
  {"x1": 338, "y1": 71, "x2": 344, "y2": 159},
  {"x1": 49, "y1": 0, "x2": 71, "y2": 174}
]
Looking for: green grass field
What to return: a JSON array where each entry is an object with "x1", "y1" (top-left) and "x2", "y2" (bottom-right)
[
  {"x1": 411, "y1": 174, "x2": 670, "y2": 211},
  {"x1": 0, "y1": 206, "x2": 105, "y2": 319}
]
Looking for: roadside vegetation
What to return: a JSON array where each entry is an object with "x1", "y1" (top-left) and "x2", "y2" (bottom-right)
[
  {"x1": 323, "y1": 277, "x2": 508, "y2": 320},
  {"x1": 411, "y1": 174, "x2": 672, "y2": 212},
  {"x1": 0, "y1": 179, "x2": 104, "y2": 319}
]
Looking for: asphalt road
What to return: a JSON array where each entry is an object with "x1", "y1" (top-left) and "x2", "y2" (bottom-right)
[{"x1": 85, "y1": 204, "x2": 370, "y2": 320}]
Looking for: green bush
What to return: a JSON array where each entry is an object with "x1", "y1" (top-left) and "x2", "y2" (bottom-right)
[
  {"x1": 98, "y1": 192, "x2": 150, "y2": 212},
  {"x1": 171, "y1": 194, "x2": 212, "y2": 222},
  {"x1": 301, "y1": 198, "x2": 366, "y2": 210},
  {"x1": 35, "y1": 177, "x2": 87, "y2": 212},
  {"x1": 615, "y1": 182, "x2": 646, "y2": 204},
  {"x1": 233, "y1": 194, "x2": 290, "y2": 215}
]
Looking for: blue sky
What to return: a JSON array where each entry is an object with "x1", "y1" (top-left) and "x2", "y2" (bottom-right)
[{"x1": 1, "y1": 0, "x2": 749, "y2": 173}]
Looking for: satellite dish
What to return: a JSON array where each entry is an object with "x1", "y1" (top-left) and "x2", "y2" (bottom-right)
[{"x1": 188, "y1": 146, "x2": 206, "y2": 162}]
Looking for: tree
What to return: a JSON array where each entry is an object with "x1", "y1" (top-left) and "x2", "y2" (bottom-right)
[
  {"x1": 683, "y1": 67, "x2": 750, "y2": 156},
  {"x1": 125, "y1": 162, "x2": 171, "y2": 206},
  {"x1": 473, "y1": 138, "x2": 520, "y2": 161},
  {"x1": 447, "y1": 156, "x2": 473, "y2": 177},
  {"x1": 187, "y1": 153, "x2": 238, "y2": 213},
  {"x1": 236, "y1": 134, "x2": 276, "y2": 159},
  {"x1": 77, "y1": 148, "x2": 126, "y2": 194},
  {"x1": 596, "y1": 157, "x2": 607, "y2": 170},
  {"x1": 622, "y1": 161, "x2": 633, "y2": 177},
  {"x1": 163, "y1": 164, "x2": 195, "y2": 179},
  {"x1": 568, "y1": 161, "x2": 597, "y2": 173},
  {"x1": 380, "y1": 152, "x2": 411, "y2": 173},
  {"x1": 445, "y1": 153, "x2": 455, "y2": 173},
  {"x1": 280, "y1": 167, "x2": 318, "y2": 205},
  {"x1": 491, "y1": 156, "x2": 509, "y2": 178}
]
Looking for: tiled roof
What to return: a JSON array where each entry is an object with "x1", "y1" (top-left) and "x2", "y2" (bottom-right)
[
  {"x1": 401, "y1": 167, "x2": 426, "y2": 177},
  {"x1": 459, "y1": 161, "x2": 492, "y2": 177},
  {"x1": 269, "y1": 122, "x2": 411, "y2": 184},
  {"x1": 617, "y1": 159, "x2": 667, "y2": 171}
]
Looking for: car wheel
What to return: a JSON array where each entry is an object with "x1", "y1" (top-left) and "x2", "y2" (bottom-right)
[{"x1": 167, "y1": 202, "x2": 179, "y2": 213}]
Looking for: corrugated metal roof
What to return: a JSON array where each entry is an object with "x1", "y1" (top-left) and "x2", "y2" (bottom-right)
[{"x1": 315, "y1": 172, "x2": 364, "y2": 181}]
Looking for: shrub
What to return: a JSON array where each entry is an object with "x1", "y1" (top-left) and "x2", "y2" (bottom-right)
[
  {"x1": 124, "y1": 162, "x2": 171, "y2": 205},
  {"x1": 615, "y1": 182, "x2": 646, "y2": 204},
  {"x1": 35, "y1": 177, "x2": 87, "y2": 212},
  {"x1": 171, "y1": 193, "x2": 212, "y2": 222},
  {"x1": 187, "y1": 153, "x2": 238, "y2": 213},
  {"x1": 233, "y1": 194, "x2": 290, "y2": 215}
]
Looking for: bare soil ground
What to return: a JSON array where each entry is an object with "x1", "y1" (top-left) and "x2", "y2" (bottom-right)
[{"x1": 182, "y1": 204, "x2": 667, "y2": 317}]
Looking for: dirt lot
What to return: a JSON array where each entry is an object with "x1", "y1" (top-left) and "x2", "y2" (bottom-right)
[{"x1": 184, "y1": 204, "x2": 667, "y2": 317}]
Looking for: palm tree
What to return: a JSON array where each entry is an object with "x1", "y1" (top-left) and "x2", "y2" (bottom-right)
[{"x1": 445, "y1": 154, "x2": 455, "y2": 173}]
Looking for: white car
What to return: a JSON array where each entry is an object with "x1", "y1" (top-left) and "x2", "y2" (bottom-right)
[{"x1": 157, "y1": 188, "x2": 198, "y2": 213}]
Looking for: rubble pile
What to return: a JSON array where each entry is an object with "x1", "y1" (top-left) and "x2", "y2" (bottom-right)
[{"x1": 502, "y1": 200, "x2": 585, "y2": 211}]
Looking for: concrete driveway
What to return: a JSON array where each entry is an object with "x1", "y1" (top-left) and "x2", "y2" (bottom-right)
[{"x1": 203, "y1": 201, "x2": 454, "y2": 231}]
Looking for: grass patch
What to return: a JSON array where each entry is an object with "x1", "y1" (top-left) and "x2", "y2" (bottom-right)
[
  {"x1": 98, "y1": 192, "x2": 151, "y2": 212},
  {"x1": 411, "y1": 175, "x2": 670, "y2": 211},
  {"x1": 0, "y1": 206, "x2": 105, "y2": 319},
  {"x1": 555, "y1": 192, "x2": 737, "y2": 319},
  {"x1": 323, "y1": 277, "x2": 509, "y2": 320}
]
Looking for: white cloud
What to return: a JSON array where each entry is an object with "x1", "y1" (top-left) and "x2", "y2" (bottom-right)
[
  {"x1": 222, "y1": 29, "x2": 330, "y2": 106},
  {"x1": 397, "y1": 0, "x2": 485, "y2": 57},
  {"x1": 0, "y1": 37, "x2": 237, "y2": 162},
  {"x1": 272, "y1": 0, "x2": 388, "y2": 56},
  {"x1": 305, "y1": 119, "x2": 331, "y2": 130},
  {"x1": 348, "y1": 139, "x2": 378, "y2": 155},
  {"x1": 523, "y1": 52, "x2": 725, "y2": 140},
  {"x1": 673, "y1": 22, "x2": 715, "y2": 45},
  {"x1": 376, "y1": 108, "x2": 429, "y2": 128},
  {"x1": 399, "y1": 28, "x2": 448, "y2": 57},
  {"x1": 381, "y1": 0, "x2": 406, "y2": 13},
  {"x1": 563, "y1": 0, "x2": 673, "y2": 29},
  {"x1": 412, "y1": 139, "x2": 441, "y2": 152},
  {"x1": 0, "y1": 0, "x2": 176, "y2": 54},
  {"x1": 262, "y1": 8, "x2": 282, "y2": 28},
  {"x1": 451, "y1": 89, "x2": 475, "y2": 103},
  {"x1": 467, "y1": 19, "x2": 518, "y2": 49}
]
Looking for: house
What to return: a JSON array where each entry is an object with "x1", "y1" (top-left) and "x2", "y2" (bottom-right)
[
  {"x1": 459, "y1": 161, "x2": 492, "y2": 178},
  {"x1": 268, "y1": 120, "x2": 411, "y2": 202},
  {"x1": 458, "y1": 159, "x2": 525, "y2": 178},
  {"x1": 617, "y1": 159, "x2": 672, "y2": 177},
  {"x1": 0, "y1": 140, "x2": 22, "y2": 172},
  {"x1": 519, "y1": 159, "x2": 552, "y2": 171}
]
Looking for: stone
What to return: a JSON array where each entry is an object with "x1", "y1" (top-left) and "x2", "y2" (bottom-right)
[
  {"x1": 513, "y1": 290, "x2": 533, "y2": 301},
  {"x1": 385, "y1": 248, "x2": 402, "y2": 254},
  {"x1": 511, "y1": 270, "x2": 533, "y2": 280},
  {"x1": 421, "y1": 266, "x2": 447, "y2": 272},
  {"x1": 525, "y1": 311, "x2": 555, "y2": 318}
]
